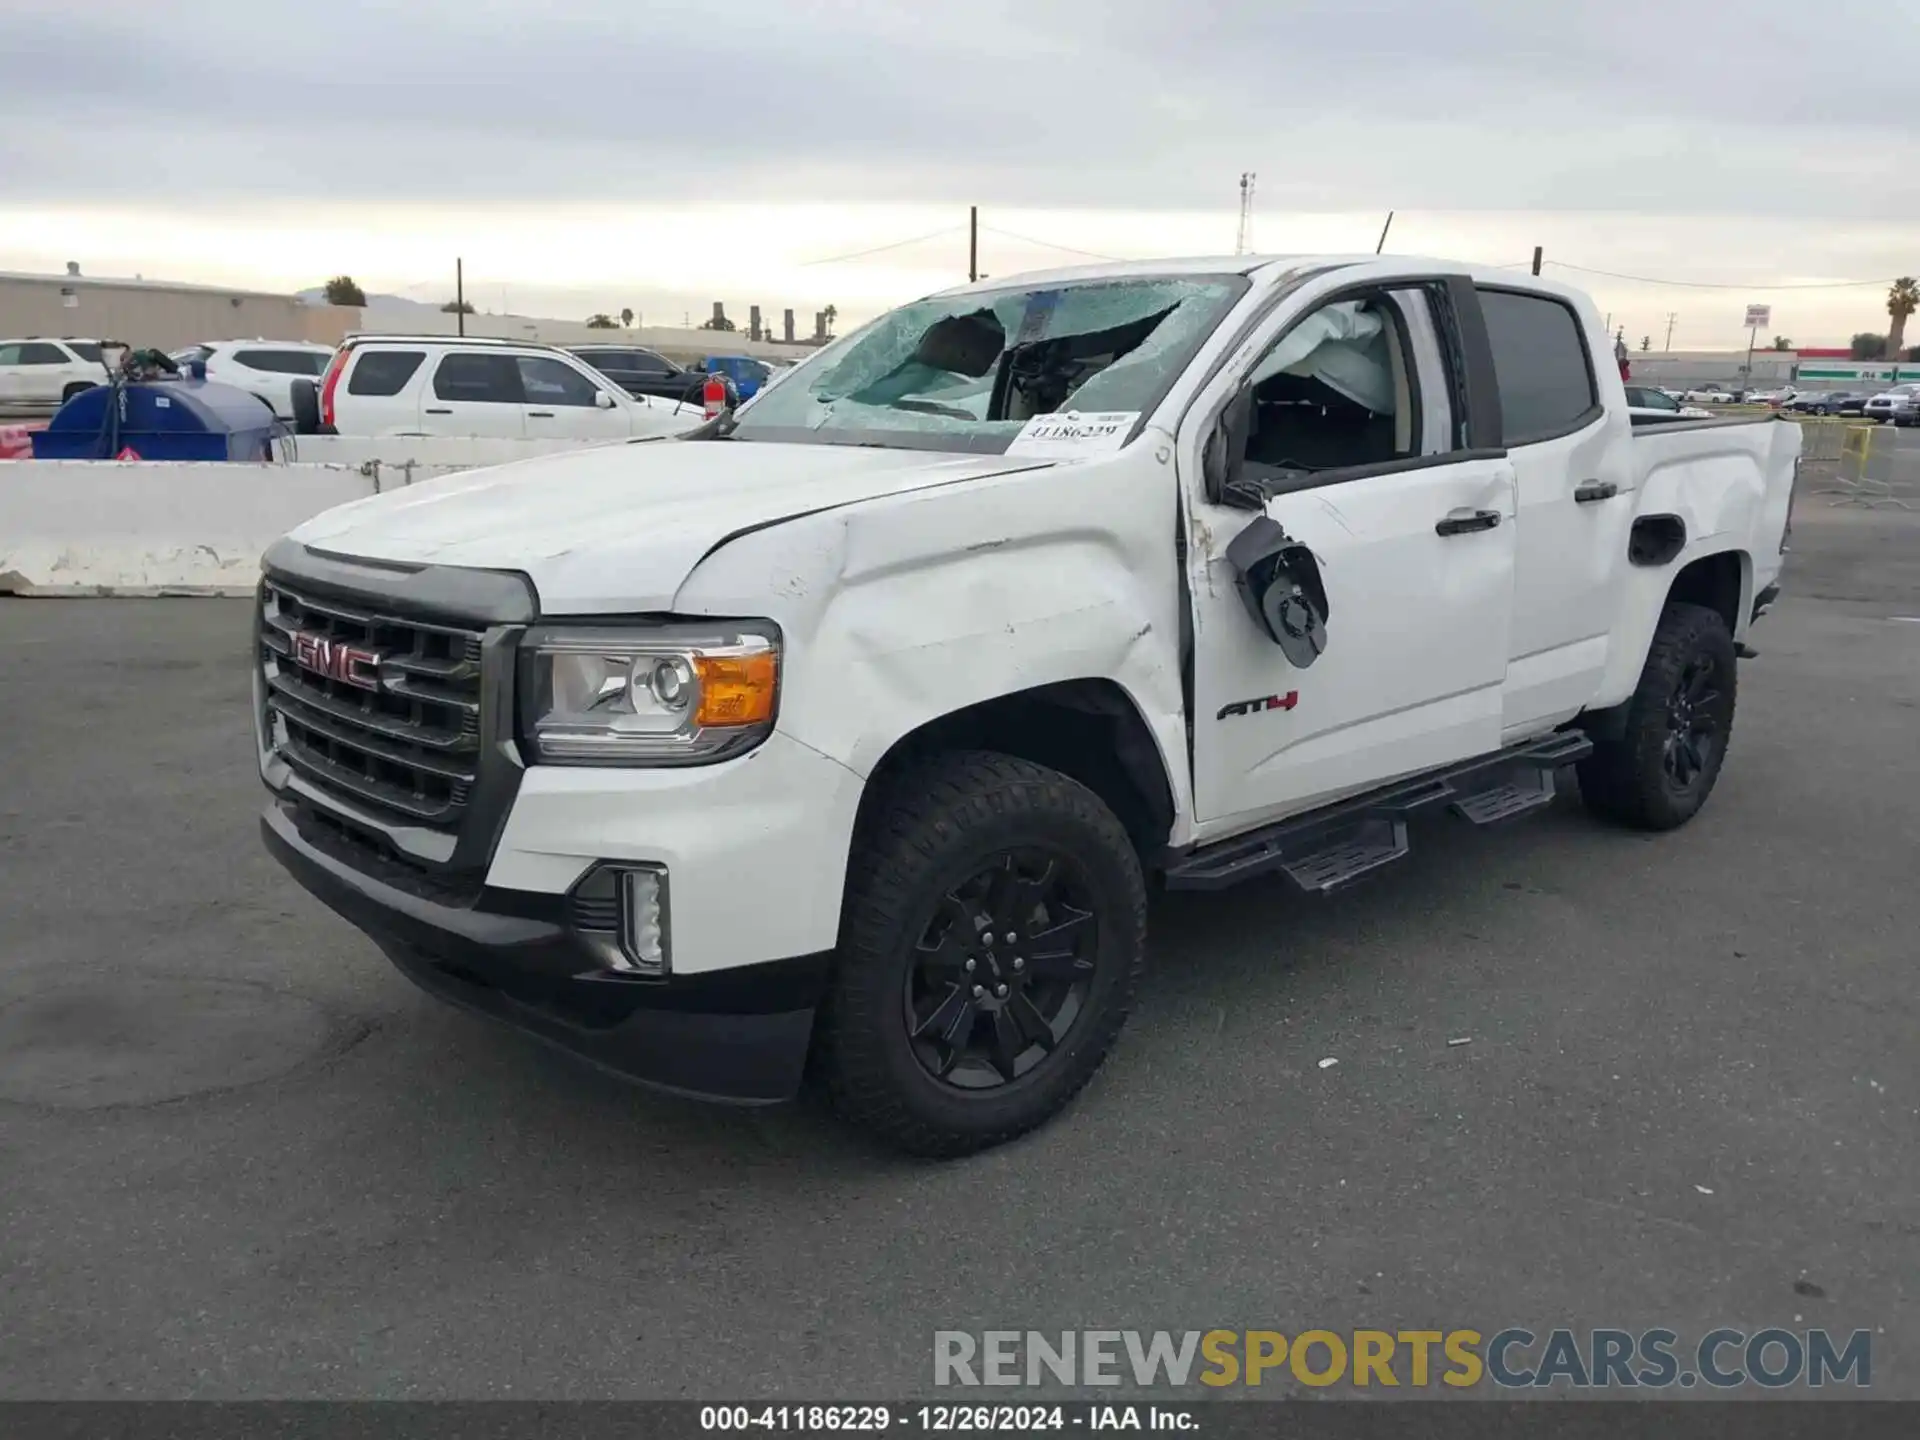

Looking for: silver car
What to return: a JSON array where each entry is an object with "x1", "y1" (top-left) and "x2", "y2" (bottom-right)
[{"x1": 1863, "y1": 384, "x2": 1920, "y2": 426}]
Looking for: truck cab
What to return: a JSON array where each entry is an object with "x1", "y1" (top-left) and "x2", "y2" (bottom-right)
[{"x1": 254, "y1": 254, "x2": 1799, "y2": 1157}]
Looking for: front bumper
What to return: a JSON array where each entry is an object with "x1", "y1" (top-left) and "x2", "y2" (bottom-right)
[{"x1": 262, "y1": 801, "x2": 829, "y2": 1104}]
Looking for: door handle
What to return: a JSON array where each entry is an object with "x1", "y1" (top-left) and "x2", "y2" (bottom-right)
[
  {"x1": 1436, "y1": 508, "x2": 1503, "y2": 536},
  {"x1": 527, "y1": 410, "x2": 555, "y2": 418},
  {"x1": 1574, "y1": 480, "x2": 1619, "y2": 504},
  {"x1": 424, "y1": 407, "x2": 452, "y2": 415}
]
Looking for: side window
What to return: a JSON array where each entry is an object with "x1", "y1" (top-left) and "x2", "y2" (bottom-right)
[
  {"x1": 433, "y1": 353, "x2": 524, "y2": 403},
  {"x1": 1475, "y1": 289, "x2": 1599, "y2": 445},
  {"x1": 630, "y1": 349, "x2": 673, "y2": 376},
  {"x1": 517, "y1": 356, "x2": 601, "y2": 407},
  {"x1": 65, "y1": 342, "x2": 104, "y2": 364},
  {"x1": 1237, "y1": 289, "x2": 1427, "y2": 486},
  {"x1": 347, "y1": 350, "x2": 426, "y2": 396},
  {"x1": 0, "y1": 345, "x2": 22, "y2": 365},
  {"x1": 19, "y1": 342, "x2": 67, "y2": 365},
  {"x1": 236, "y1": 349, "x2": 330, "y2": 375}
]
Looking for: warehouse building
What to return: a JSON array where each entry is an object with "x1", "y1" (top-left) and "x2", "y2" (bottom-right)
[{"x1": 0, "y1": 266, "x2": 359, "y2": 351}]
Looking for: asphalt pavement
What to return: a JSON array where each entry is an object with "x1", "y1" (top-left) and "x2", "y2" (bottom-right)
[{"x1": 1, "y1": 500, "x2": 1916, "y2": 1401}]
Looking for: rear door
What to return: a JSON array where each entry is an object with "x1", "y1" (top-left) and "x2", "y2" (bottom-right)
[
  {"x1": 1474, "y1": 286, "x2": 1635, "y2": 737},
  {"x1": 1180, "y1": 270, "x2": 1520, "y2": 833},
  {"x1": 15, "y1": 342, "x2": 72, "y2": 403},
  {"x1": 0, "y1": 344, "x2": 22, "y2": 403},
  {"x1": 516, "y1": 354, "x2": 629, "y2": 439},
  {"x1": 423, "y1": 352, "x2": 526, "y2": 437}
]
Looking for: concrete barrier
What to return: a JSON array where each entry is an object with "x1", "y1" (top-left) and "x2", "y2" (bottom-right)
[
  {"x1": 0, "y1": 461, "x2": 377, "y2": 596},
  {"x1": 275, "y1": 432, "x2": 638, "y2": 484}
]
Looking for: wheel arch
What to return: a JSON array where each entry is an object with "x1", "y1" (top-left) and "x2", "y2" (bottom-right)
[{"x1": 855, "y1": 679, "x2": 1180, "y2": 862}]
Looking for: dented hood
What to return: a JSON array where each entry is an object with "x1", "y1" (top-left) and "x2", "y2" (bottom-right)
[{"x1": 287, "y1": 438, "x2": 1052, "y2": 613}]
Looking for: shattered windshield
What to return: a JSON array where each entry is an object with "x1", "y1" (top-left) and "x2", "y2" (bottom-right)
[{"x1": 729, "y1": 274, "x2": 1247, "y2": 453}]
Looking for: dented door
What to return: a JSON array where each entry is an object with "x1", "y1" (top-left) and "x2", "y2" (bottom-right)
[{"x1": 1187, "y1": 455, "x2": 1518, "y2": 833}]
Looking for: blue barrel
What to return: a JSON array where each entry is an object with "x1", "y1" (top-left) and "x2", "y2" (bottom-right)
[{"x1": 31, "y1": 379, "x2": 280, "y2": 462}]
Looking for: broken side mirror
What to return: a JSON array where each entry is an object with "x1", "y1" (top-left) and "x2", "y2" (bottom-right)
[
  {"x1": 1202, "y1": 388, "x2": 1254, "y2": 504},
  {"x1": 1223, "y1": 514, "x2": 1331, "y2": 669}
]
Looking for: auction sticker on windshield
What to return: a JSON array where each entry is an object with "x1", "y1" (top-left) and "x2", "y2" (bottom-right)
[{"x1": 1007, "y1": 411, "x2": 1140, "y2": 457}]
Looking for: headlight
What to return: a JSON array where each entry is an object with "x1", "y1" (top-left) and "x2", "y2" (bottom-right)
[{"x1": 520, "y1": 621, "x2": 780, "y2": 766}]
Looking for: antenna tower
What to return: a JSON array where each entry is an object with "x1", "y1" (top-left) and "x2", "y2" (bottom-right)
[{"x1": 1235, "y1": 172, "x2": 1256, "y2": 255}]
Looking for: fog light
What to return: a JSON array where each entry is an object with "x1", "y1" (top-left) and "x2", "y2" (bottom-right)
[{"x1": 620, "y1": 867, "x2": 670, "y2": 975}]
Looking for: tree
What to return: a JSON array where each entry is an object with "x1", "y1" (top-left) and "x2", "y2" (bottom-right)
[
  {"x1": 441, "y1": 299, "x2": 475, "y2": 314},
  {"x1": 1850, "y1": 332, "x2": 1888, "y2": 360},
  {"x1": 1886, "y1": 277, "x2": 1918, "y2": 360},
  {"x1": 620, "y1": 307, "x2": 634, "y2": 328},
  {"x1": 698, "y1": 315, "x2": 737, "y2": 332},
  {"x1": 1639, "y1": 335, "x2": 1651, "y2": 352},
  {"x1": 823, "y1": 303, "x2": 839, "y2": 337},
  {"x1": 586, "y1": 313, "x2": 618, "y2": 329},
  {"x1": 1771, "y1": 336, "x2": 1792, "y2": 351},
  {"x1": 322, "y1": 275, "x2": 367, "y2": 307}
]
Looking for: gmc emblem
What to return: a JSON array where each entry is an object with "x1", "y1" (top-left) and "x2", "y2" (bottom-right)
[{"x1": 290, "y1": 631, "x2": 382, "y2": 692}]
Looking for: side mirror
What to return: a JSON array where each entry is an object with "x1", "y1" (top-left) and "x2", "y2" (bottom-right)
[
  {"x1": 594, "y1": 389, "x2": 615, "y2": 409},
  {"x1": 1202, "y1": 389, "x2": 1255, "y2": 504},
  {"x1": 1223, "y1": 515, "x2": 1331, "y2": 669}
]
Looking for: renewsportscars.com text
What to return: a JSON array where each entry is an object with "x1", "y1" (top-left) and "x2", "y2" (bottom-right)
[{"x1": 933, "y1": 1328, "x2": 1872, "y2": 1391}]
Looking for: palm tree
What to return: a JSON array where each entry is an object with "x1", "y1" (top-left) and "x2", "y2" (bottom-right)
[
  {"x1": 1887, "y1": 277, "x2": 1919, "y2": 359},
  {"x1": 823, "y1": 303, "x2": 838, "y2": 338},
  {"x1": 620, "y1": 307, "x2": 634, "y2": 328},
  {"x1": 1771, "y1": 335, "x2": 1792, "y2": 351}
]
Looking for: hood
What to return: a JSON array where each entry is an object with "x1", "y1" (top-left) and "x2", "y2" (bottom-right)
[{"x1": 288, "y1": 438, "x2": 1053, "y2": 614}]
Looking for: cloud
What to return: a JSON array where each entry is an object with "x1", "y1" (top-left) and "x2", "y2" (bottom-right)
[{"x1": 1, "y1": 0, "x2": 1911, "y2": 219}]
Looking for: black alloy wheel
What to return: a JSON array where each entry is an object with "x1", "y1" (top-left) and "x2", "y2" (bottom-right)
[
  {"x1": 902, "y1": 849, "x2": 1098, "y2": 1090},
  {"x1": 1662, "y1": 652, "x2": 1726, "y2": 793}
]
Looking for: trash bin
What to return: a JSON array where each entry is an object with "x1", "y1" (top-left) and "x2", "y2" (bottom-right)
[{"x1": 30, "y1": 378, "x2": 280, "y2": 462}]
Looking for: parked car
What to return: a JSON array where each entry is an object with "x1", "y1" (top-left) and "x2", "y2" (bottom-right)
[
  {"x1": 1623, "y1": 385, "x2": 1712, "y2": 419},
  {"x1": 306, "y1": 335, "x2": 703, "y2": 439},
  {"x1": 1792, "y1": 391, "x2": 1866, "y2": 417},
  {"x1": 703, "y1": 354, "x2": 775, "y2": 401},
  {"x1": 1682, "y1": 387, "x2": 1736, "y2": 404},
  {"x1": 0, "y1": 336, "x2": 106, "y2": 407},
  {"x1": 564, "y1": 345, "x2": 735, "y2": 408},
  {"x1": 1863, "y1": 384, "x2": 1920, "y2": 425},
  {"x1": 254, "y1": 253, "x2": 1799, "y2": 1156},
  {"x1": 171, "y1": 340, "x2": 337, "y2": 420}
]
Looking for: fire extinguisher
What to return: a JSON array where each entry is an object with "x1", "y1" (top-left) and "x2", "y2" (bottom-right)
[{"x1": 701, "y1": 372, "x2": 729, "y2": 420}]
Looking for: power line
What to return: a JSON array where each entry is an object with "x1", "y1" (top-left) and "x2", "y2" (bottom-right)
[
  {"x1": 1543, "y1": 261, "x2": 1899, "y2": 291},
  {"x1": 978, "y1": 225, "x2": 1129, "y2": 263},
  {"x1": 798, "y1": 226, "x2": 965, "y2": 267}
]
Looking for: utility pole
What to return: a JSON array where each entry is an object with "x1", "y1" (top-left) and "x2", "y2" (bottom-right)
[
  {"x1": 1664, "y1": 312, "x2": 1678, "y2": 351},
  {"x1": 455, "y1": 257, "x2": 465, "y2": 337},
  {"x1": 1531, "y1": 246, "x2": 1543, "y2": 277},
  {"x1": 968, "y1": 206, "x2": 978, "y2": 283},
  {"x1": 1235, "y1": 173, "x2": 1256, "y2": 255},
  {"x1": 1374, "y1": 211, "x2": 1394, "y2": 255}
]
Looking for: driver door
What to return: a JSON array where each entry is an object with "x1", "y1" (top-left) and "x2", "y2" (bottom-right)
[{"x1": 1178, "y1": 271, "x2": 1519, "y2": 837}]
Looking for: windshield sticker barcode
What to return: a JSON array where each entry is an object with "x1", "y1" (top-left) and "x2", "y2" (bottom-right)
[{"x1": 1008, "y1": 411, "x2": 1140, "y2": 455}]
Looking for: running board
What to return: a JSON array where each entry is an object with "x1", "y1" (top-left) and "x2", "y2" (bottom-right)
[{"x1": 1164, "y1": 729, "x2": 1594, "y2": 894}]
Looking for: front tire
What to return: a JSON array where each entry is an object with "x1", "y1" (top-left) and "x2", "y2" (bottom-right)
[
  {"x1": 819, "y1": 751, "x2": 1147, "y2": 1157},
  {"x1": 1578, "y1": 602, "x2": 1738, "y2": 831}
]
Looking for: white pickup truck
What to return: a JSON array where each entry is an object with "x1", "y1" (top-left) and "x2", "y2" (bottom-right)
[{"x1": 254, "y1": 255, "x2": 1799, "y2": 1156}]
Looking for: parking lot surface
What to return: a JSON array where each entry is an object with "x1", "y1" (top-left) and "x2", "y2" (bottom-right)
[{"x1": 2, "y1": 501, "x2": 1916, "y2": 1400}]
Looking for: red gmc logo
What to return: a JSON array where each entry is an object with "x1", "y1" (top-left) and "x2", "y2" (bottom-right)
[{"x1": 290, "y1": 631, "x2": 382, "y2": 692}]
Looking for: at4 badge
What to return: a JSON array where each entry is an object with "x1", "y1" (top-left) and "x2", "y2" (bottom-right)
[{"x1": 1218, "y1": 691, "x2": 1299, "y2": 720}]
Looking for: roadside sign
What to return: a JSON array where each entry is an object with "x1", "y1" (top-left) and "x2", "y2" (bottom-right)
[{"x1": 1745, "y1": 304, "x2": 1772, "y2": 330}]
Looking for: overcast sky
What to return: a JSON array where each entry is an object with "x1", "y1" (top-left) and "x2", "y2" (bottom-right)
[{"x1": 2, "y1": 0, "x2": 1912, "y2": 346}]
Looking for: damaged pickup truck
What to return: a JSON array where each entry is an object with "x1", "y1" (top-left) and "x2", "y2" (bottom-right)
[{"x1": 254, "y1": 255, "x2": 1800, "y2": 1156}]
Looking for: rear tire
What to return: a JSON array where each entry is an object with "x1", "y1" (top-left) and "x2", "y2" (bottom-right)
[
  {"x1": 1578, "y1": 602, "x2": 1738, "y2": 831},
  {"x1": 819, "y1": 751, "x2": 1147, "y2": 1158},
  {"x1": 60, "y1": 381, "x2": 94, "y2": 404}
]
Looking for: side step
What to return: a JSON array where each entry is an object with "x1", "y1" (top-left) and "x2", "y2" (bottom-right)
[{"x1": 1164, "y1": 728, "x2": 1593, "y2": 894}]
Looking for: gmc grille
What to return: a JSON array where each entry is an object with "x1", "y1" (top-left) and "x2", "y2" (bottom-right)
[{"x1": 258, "y1": 579, "x2": 485, "y2": 839}]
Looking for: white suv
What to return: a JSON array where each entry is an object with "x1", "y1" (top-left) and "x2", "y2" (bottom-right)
[
  {"x1": 312, "y1": 335, "x2": 703, "y2": 439},
  {"x1": 0, "y1": 337, "x2": 107, "y2": 408},
  {"x1": 172, "y1": 340, "x2": 337, "y2": 420}
]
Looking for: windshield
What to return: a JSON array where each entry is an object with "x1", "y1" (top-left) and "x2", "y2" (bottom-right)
[{"x1": 730, "y1": 274, "x2": 1247, "y2": 453}]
